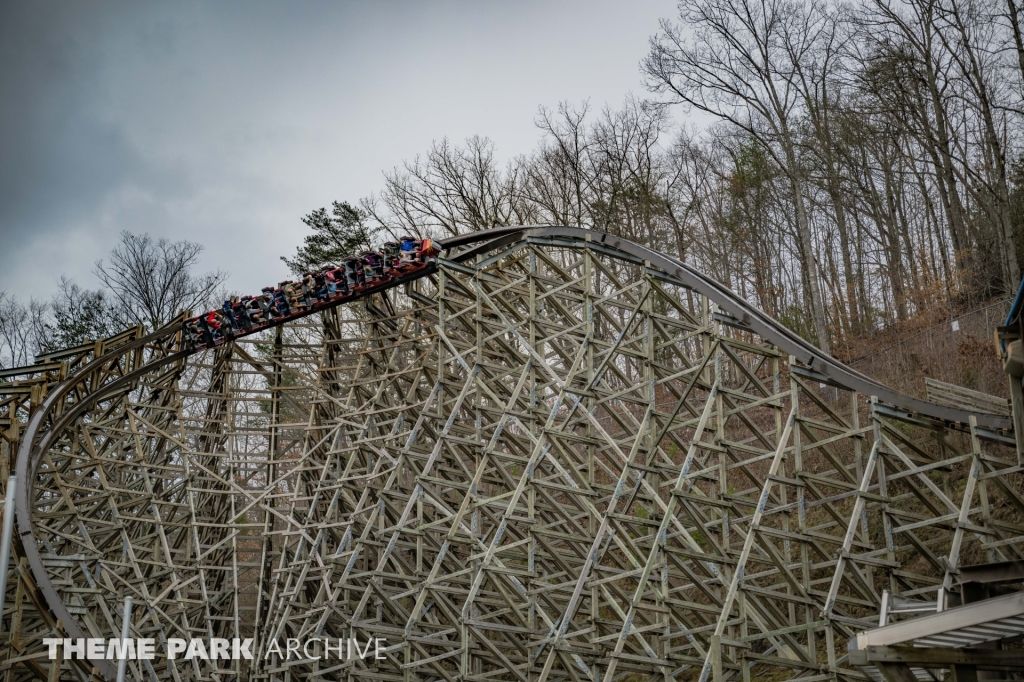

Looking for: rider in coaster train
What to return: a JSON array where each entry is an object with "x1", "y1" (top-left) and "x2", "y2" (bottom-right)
[
  {"x1": 183, "y1": 318, "x2": 200, "y2": 346},
  {"x1": 221, "y1": 300, "x2": 239, "y2": 333},
  {"x1": 273, "y1": 284, "x2": 292, "y2": 317},
  {"x1": 361, "y1": 251, "x2": 385, "y2": 282},
  {"x1": 399, "y1": 236, "x2": 419, "y2": 266},
  {"x1": 231, "y1": 296, "x2": 253, "y2": 331},
  {"x1": 283, "y1": 281, "x2": 306, "y2": 311},
  {"x1": 382, "y1": 241, "x2": 400, "y2": 269},
  {"x1": 193, "y1": 317, "x2": 211, "y2": 347},
  {"x1": 343, "y1": 256, "x2": 364, "y2": 288},
  {"x1": 259, "y1": 287, "x2": 277, "y2": 321},
  {"x1": 312, "y1": 270, "x2": 329, "y2": 301},
  {"x1": 324, "y1": 265, "x2": 347, "y2": 296},
  {"x1": 300, "y1": 272, "x2": 318, "y2": 305},
  {"x1": 204, "y1": 310, "x2": 224, "y2": 344},
  {"x1": 184, "y1": 234, "x2": 441, "y2": 350},
  {"x1": 399, "y1": 235, "x2": 439, "y2": 265},
  {"x1": 242, "y1": 296, "x2": 264, "y2": 326}
]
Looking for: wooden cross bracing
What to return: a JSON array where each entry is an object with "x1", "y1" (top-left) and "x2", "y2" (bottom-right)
[{"x1": 1, "y1": 235, "x2": 1020, "y2": 681}]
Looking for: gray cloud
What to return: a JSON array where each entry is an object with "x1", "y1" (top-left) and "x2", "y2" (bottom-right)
[{"x1": 0, "y1": 0, "x2": 675, "y2": 302}]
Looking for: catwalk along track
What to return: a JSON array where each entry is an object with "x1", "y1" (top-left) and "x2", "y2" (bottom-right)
[{"x1": 1, "y1": 226, "x2": 1021, "y2": 682}]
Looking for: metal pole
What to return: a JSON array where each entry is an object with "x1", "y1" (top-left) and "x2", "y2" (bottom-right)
[
  {"x1": 116, "y1": 595, "x2": 132, "y2": 682},
  {"x1": 0, "y1": 476, "x2": 17, "y2": 638}
]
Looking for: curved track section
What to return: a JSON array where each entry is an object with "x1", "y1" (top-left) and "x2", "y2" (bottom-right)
[
  {"x1": 8, "y1": 227, "x2": 1021, "y2": 682},
  {"x1": 445, "y1": 227, "x2": 1011, "y2": 431}
]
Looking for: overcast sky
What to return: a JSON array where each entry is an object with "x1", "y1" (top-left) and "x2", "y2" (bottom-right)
[{"x1": 0, "y1": 1, "x2": 678, "y2": 302}]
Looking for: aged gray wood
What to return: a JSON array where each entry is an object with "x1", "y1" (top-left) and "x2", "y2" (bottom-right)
[{"x1": 2, "y1": 229, "x2": 1021, "y2": 681}]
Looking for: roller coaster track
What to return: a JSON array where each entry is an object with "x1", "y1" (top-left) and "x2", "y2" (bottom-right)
[{"x1": 1, "y1": 226, "x2": 1020, "y2": 681}]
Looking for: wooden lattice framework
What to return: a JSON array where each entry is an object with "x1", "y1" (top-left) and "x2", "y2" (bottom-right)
[{"x1": 2, "y1": 228, "x2": 1021, "y2": 682}]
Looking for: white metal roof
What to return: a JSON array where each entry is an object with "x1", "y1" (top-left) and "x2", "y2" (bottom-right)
[{"x1": 852, "y1": 592, "x2": 1024, "y2": 651}]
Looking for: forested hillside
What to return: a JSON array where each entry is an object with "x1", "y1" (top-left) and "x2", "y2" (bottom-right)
[
  {"x1": 353, "y1": 0, "x2": 1024, "y2": 367},
  {"x1": 4, "y1": 0, "x2": 1023, "y2": 401}
]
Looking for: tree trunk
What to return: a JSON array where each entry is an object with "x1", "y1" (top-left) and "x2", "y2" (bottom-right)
[
  {"x1": 1007, "y1": 0, "x2": 1024, "y2": 86},
  {"x1": 783, "y1": 137, "x2": 831, "y2": 355}
]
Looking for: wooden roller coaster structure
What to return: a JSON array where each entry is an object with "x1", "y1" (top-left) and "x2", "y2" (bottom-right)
[{"x1": 0, "y1": 226, "x2": 1021, "y2": 681}]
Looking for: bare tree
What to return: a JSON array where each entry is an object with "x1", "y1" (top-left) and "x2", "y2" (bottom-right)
[
  {"x1": 934, "y1": 0, "x2": 1019, "y2": 291},
  {"x1": 335, "y1": 0, "x2": 1024, "y2": 361},
  {"x1": 0, "y1": 293, "x2": 49, "y2": 369},
  {"x1": 588, "y1": 99, "x2": 675, "y2": 245},
  {"x1": 1005, "y1": 0, "x2": 1024, "y2": 91},
  {"x1": 529, "y1": 102, "x2": 595, "y2": 227},
  {"x1": 42, "y1": 277, "x2": 119, "y2": 351},
  {"x1": 94, "y1": 232, "x2": 226, "y2": 331},
  {"x1": 643, "y1": 0, "x2": 833, "y2": 354},
  {"x1": 366, "y1": 136, "x2": 530, "y2": 238}
]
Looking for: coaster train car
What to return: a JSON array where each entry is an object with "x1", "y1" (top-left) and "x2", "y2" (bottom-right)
[{"x1": 183, "y1": 236, "x2": 439, "y2": 351}]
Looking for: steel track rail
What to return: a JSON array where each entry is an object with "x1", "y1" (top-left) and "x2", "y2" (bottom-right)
[
  {"x1": 13, "y1": 266, "x2": 433, "y2": 679},
  {"x1": 441, "y1": 226, "x2": 1012, "y2": 432},
  {"x1": 12, "y1": 226, "x2": 1011, "y2": 680}
]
